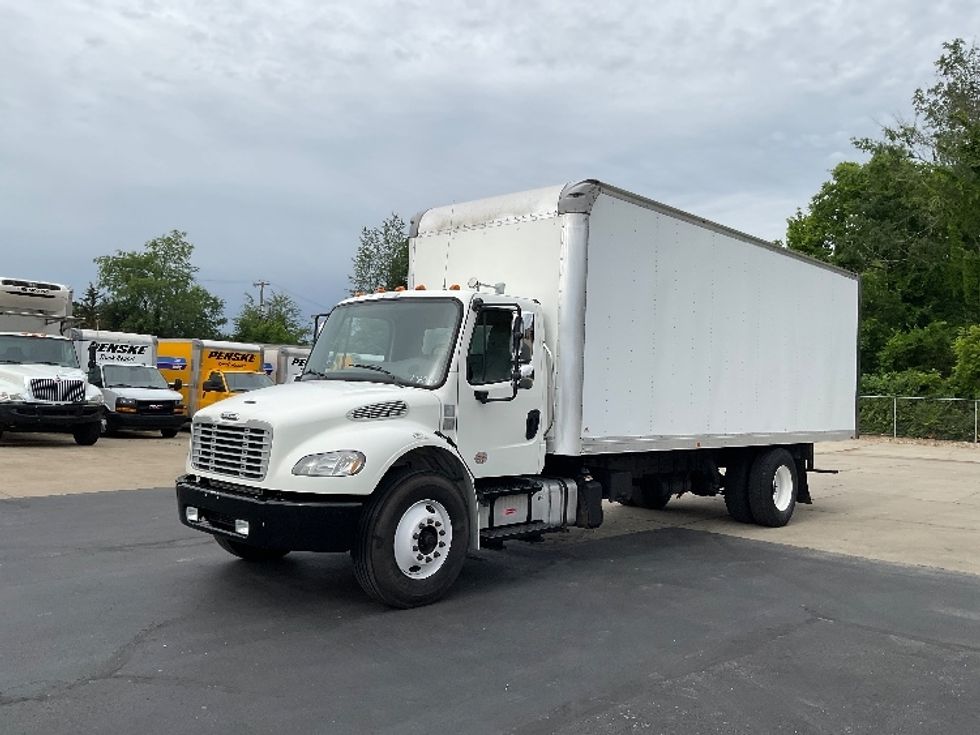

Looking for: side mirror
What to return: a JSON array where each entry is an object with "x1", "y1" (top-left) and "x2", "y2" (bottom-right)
[
  {"x1": 88, "y1": 368, "x2": 102, "y2": 387},
  {"x1": 173, "y1": 378, "x2": 183, "y2": 391},
  {"x1": 517, "y1": 364, "x2": 534, "y2": 390}
]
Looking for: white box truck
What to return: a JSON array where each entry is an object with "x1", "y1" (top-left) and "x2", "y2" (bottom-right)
[
  {"x1": 71, "y1": 330, "x2": 186, "y2": 437},
  {"x1": 263, "y1": 345, "x2": 311, "y2": 384},
  {"x1": 0, "y1": 277, "x2": 104, "y2": 445},
  {"x1": 176, "y1": 180, "x2": 859, "y2": 607}
]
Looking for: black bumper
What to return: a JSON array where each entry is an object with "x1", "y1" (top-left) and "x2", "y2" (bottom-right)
[
  {"x1": 108, "y1": 412, "x2": 186, "y2": 430},
  {"x1": 176, "y1": 476, "x2": 363, "y2": 552},
  {"x1": 0, "y1": 402, "x2": 102, "y2": 431}
]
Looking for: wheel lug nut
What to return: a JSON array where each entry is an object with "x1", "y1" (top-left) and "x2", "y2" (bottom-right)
[
  {"x1": 433, "y1": 551, "x2": 441, "y2": 558},
  {"x1": 439, "y1": 530, "x2": 446, "y2": 536},
  {"x1": 434, "y1": 521, "x2": 442, "y2": 527},
  {"x1": 413, "y1": 533, "x2": 419, "y2": 539},
  {"x1": 413, "y1": 545, "x2": 418, "y2": 551},
  {"x1": 425, "y1": 556, "x2": 432, "y2": 563},
  {"x1": 438, "y1": 541, "x2": 445, "y2": 548},
  {"x1": 427, "y1": 519, "x2": 434, "y2": 525},
  {"x1": 417, "y1": 554, "x2": 424, "y2": 561}
]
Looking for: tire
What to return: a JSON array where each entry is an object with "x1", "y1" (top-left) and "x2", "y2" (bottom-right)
[
  {"x1": 214, "y1": 536, "x2": 290, "y2": 561},
  {"x1": 161, "y1": 428, "x2": 179, "y2": 439},
  {"x1": 747, "y1": 448, "x2": 799, "y2": 527},
  {"x1": 352, "y1": 471, "x2": 469, "y2": 608},
  {"x1": 73, "y1": 422, "x2": 101, "y2": 446},
  {"x1": 723, "y1": 459, "x2": 754, "y2": 523}
]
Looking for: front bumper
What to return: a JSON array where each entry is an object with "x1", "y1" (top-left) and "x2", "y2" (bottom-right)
[
  {"x1": 108, "y1": 412, "x2": 186, "y2": 430},
  {"x1": 0, "y1": 401, "x2": 102, "y2": 431},
  {"x1": 176, "y1": 475, "x2": 363, "y2": 552}
]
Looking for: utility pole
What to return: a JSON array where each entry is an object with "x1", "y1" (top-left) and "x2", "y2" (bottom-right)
[{"x1": 253, "y1": 280, "x2": 270, "y2": 311}]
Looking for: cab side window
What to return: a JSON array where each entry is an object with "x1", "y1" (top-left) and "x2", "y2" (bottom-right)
[{"x1": 467, "y1": 308, "x2": 515, "y2": 385}]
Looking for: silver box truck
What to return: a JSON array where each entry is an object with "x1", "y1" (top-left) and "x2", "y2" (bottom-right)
[{"x1": 176, "y1": 180, "x2": 859, "y2": 607}]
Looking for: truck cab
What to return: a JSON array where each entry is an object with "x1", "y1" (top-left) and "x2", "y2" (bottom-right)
[{"x1": 0, "y1": 277, "x2": 104, "y2": 445}]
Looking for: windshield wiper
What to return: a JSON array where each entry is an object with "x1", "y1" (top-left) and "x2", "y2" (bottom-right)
[
  {"x1": 35, "y1": 361, "x2": 74, "y2": 366},
  {"x1": 301, "y1": 369, "x2": 328, "y2": 380},
  {"x1": 349, "y1": 364, "x2": 406, "y2": 387}
]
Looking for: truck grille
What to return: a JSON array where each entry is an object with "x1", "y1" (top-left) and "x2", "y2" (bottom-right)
[
  {"x1": 137, "y1": 400, "x2": 175, "y2": 415},
  {"x1": 191, "y1": 421, "x2": 271, "y2": 481},
  {"x1": 29, "y1": 378, "x2": 85, "y2": 402}
]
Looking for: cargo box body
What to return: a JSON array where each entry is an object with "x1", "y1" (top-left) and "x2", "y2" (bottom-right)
[{"x1": 409, "y1": 180, "x2": 859, "y2": 456}]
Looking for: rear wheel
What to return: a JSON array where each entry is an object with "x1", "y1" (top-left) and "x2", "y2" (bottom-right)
[
  {"x1": 352, "y1": 471, "x2": 469, "y2": 608},
  {"x1": 214, "y1": 536, "x2": 290, "y2": 561},
  {"x1": 73, "y1": 422, "x2": 101, "y2": 446},
  {"x1": 161, "y1": 428, "x2": 179, "y2": 439},
  {"x1": 747, "y1": 448, "x2": 799, "y2": 527}
]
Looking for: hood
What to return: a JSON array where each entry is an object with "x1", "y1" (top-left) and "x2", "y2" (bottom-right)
[
  {"x1": 103, "y1": 386, "x2": 183, "y2": 402},
  {"x1": 193, "y1": 379, "x2": 441, "y2": 426}
]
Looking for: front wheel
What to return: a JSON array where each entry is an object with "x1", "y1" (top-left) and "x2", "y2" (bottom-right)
[
  {"x1": 746, "y1": 448, "x2": 799, "y2": 527},
  {"x1": 352, "y1": 471, "x2": 469, "y2": 608},
  {"x1": 161, "y1": 428, "x2": 179, "y2": 439},
  {"x1": 214, "y1": 536, "x2": 290, "y2": 561},
  {"x1": 73, "y1": 422, "x2": 101, "y2": 446}
]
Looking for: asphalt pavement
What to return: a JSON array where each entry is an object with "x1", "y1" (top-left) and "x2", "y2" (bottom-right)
[{"x1": 2, "y1": 488, "x2": 979, "y2": 734}]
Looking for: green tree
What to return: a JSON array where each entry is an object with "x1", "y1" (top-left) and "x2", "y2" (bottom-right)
[
  {"x1": 72, "y1": 282, "x2": 103, "y2": 329},
  {"x1": 95, "y1": 230, "x2": 226, "y2": 338},
  {"x1": 232, "y1": 291, "x2": 308, "y2": 345},
  {"x1": 348, "y1": 213, "x2": 409, "y2": 294},
  {"x1": 787, "y1": 38, "x2": 980, "y2": 381},
  {"x1": 951, "y1": 324, "x2": 980, "y2": 397}
]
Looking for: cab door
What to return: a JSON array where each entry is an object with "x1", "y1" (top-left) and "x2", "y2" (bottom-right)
[{"x1": 454, "y1": 301, "x2": 546, "y2": 478}]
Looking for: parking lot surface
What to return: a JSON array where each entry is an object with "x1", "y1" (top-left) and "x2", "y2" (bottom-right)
[
  {"x1": 2, "y1": 435, "x2": 979, "y2": 732},
  {"x1": 2, "y1": 487, "x2": 979, "y2": 734}
]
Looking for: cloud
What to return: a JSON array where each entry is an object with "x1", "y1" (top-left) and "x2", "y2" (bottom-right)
[{"x1": 0, "y1": 0, "x2": 976, "y2": 318}]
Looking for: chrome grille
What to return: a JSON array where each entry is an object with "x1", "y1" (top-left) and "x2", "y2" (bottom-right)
[
  {"x1": 347, "y1": 400, "x2": 408, "y2": 421},
  {"x1": 191, "y1": 421, "x2": 271, "y2": 480},
  {"x1": 29, "y1": 378, "x2": 85, "y2": 402}
]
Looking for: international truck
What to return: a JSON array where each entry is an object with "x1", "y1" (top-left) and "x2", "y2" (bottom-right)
[
  {"x1": 157, "y1": 339, "x2": 273, "y2": 417},
  {"x1": 71, "y1": 330, "x2": 186, "y2": 437},
  {"x1": 0, "y1": 277, "x2": 104, "y2": 445},
  {"x1": 263, "y1": 345, "x2": 311, "y2": 384},
  {"x1": 176, "y1": 180, "x2": 860, "y2": 608}
]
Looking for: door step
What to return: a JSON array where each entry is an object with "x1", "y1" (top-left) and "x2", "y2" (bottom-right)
[{"x1": 480, "y1": 521, "x2": 563, "y2": 546}]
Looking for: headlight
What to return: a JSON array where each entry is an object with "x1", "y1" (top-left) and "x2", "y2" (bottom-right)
[
  {"x1": 116, "y1": 397, "x2": 136, "y2": 407},
  {"x1": 0, "y1": 390, "x2": 26, "y2": 402},
  {"x1": 87, "y1": 393, "x2": 105, "y2": 405},
  {"x1": 292, "y1": 451, "x2": 366, "y2": 477},
  {"x1": 175, "y1": 403, "x2": 187, "y2": 414}
]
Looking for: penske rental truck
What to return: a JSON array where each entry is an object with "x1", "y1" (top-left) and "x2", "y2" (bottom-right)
[
  {"x1": 263, "y1": 345, "x2": 311, "y2": 384},
  {"x1": 71, "y1": 330, "x2": 186, "y2": 437},
  {"x1": 176, "y1": 180, "x2": 860, "y2": 608},
  {"x1": 158, "y1": 339, "x2": 273, "y2": 417},
  {"x1": 0, "y1": 277, "x2": 104, "y2": 445}
]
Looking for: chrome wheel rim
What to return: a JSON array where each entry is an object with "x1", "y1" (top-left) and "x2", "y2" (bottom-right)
[{"x1": 393, "y1": 499, "x2": 452, "y2": 579}]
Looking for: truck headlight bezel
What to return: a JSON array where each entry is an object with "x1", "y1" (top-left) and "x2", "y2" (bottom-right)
[
  {"x1": 87, "y1": 393, "x2": 105, "y2": 405},
  {"x1": 291, "y1": 451, "x2": 366, "y2": 477}
]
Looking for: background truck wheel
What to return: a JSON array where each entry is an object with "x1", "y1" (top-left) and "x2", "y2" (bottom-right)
[
  {"x1": 747, "y1": 448, "x2": 799, "y2": 527},
  {"x1": 161, "y1": 428, "x2": 179, "y2": 438},
  {"x1": 214, "y1": 536, "x2": 290, "y2": 561},
  {"x1": 723, "y1": 459, "x2": 755, "y2": 523},
  {"x1": 73, "y1": 423, "x2": 101, "y2": 446},
  {"x1": 352, "y1": 471, "x2": 469, "y2": 609}
]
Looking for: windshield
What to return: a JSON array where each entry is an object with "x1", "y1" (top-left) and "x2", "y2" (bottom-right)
[
  {"x1": 0, "y1": 335, "x2": 79, "y2": 368},
  {"x1": 102, "y1": 365, "x2": 170, "y2": 389},
  {"x1": 225, "y1": 372, "x2": 275, "y2": 392},
  {"x1": 304, "y1": 298, "x2": 462, "y2": 388}
]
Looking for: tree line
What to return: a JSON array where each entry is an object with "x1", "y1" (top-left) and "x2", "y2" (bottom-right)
[
  {"x1": 74, "y1": 230, "x2": 308, "y2": 345},
  {"x1": 788, "y1": 38, "x2": 979, "y2": 398}
]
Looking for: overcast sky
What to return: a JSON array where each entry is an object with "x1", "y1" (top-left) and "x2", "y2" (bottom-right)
[{"x1": 1, "y1": 1, "x2": 975, "y2": 325}]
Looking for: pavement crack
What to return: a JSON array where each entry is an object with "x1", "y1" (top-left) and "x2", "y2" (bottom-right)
[{"x1": 800, "y1": 605, "x2": 980, "y2": 654}]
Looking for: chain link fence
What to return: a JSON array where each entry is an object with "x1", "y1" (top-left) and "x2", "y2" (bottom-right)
[{"x1": 859, "y1": 395, "x2": 980, "y2": 442}]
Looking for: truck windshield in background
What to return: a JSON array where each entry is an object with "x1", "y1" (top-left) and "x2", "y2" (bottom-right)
[
  {"x1": 304, "y1": 298, "x2": 462, "y2": 389},
  {"x1": 0, "y1": 335, "x2": 79, "y2": 368},
  {"x1": 103, "y1": 365, "x2": 169, "y2": 390},
  {"x1": 225, "y1": 372, "x2": 275, "y2": 392}
]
